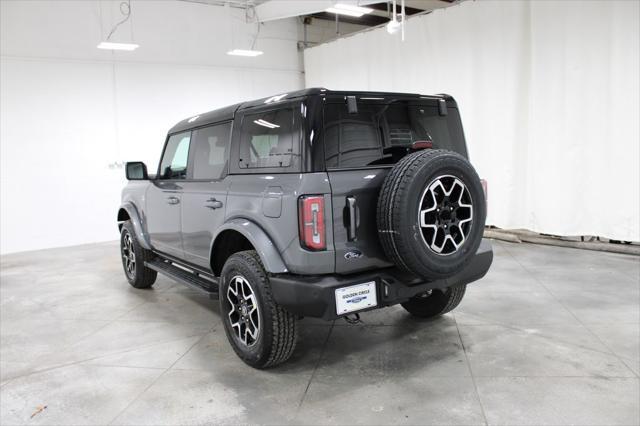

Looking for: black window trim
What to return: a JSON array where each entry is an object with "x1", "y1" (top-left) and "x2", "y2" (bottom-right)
[
  {"x1": 155, "y1": 120, "x2": 233, "y2": 183},
  {"x1": 155, "y1": 130, "x2": 192, "y2": 181},
  {"x1": 186, "y1": 120, "x2": 233, "y2": 182},
  {"x1": 230, "y1": 102, "x2": 302, "y2": 175}
]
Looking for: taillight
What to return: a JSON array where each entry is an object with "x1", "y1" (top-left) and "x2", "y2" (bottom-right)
[
  {"x1": 298, "y1": 195, "x2": 326, "y2": 251},
  {"x1": 411, "y1": 140, "x2": 433, "y2": 150}
]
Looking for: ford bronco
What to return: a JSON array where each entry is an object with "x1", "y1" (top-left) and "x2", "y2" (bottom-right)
[{"x1": 117, "y1": 88, "x2": 493, "y2": 368}]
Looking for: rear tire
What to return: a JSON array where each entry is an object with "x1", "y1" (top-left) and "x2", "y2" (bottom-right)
[
  {"x1": 220, "y1": 250, "x2": 297, "y2": 369},
  {"x1": 120, "y1": 221, "x2": 157, "y2": 289},
  {"x1": 401, "y1": 285, "x2": 466, "y2": 318}
]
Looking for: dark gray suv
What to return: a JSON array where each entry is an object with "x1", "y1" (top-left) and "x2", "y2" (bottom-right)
[{"x1": 118, "y1": 88, "x2": 493, "y2": 368}]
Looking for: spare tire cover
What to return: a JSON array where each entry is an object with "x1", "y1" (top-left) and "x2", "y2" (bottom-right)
[{"x1": 377, "y1": 149, "x2": 486, "y2": 279}]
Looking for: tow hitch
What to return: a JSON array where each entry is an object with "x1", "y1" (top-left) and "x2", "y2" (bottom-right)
[{"x1": 343, "y1": 312, "x2": 362, "y2": 324}]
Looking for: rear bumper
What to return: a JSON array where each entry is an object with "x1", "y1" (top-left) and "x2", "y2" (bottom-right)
[{"x1": 270, "y1": 239, "x2": 493, "y2": 321}]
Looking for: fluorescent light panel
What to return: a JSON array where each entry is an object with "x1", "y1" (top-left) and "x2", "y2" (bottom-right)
[
  {"x1": 227, "y1": 49, "x2": 263, "y2": 57},
  {"x1": 97, "y1": 41, "x2": 139, "y2": 51},
  {"x1": 326, "y1": 3, "x2": 373, "y2": 17}
]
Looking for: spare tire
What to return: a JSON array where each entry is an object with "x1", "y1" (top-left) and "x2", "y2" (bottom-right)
[{"x1": 377, "y1": 149, "x2": 486, "y2": 279}]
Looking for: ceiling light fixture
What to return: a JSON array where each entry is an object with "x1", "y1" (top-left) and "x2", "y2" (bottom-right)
[
  {"x1": 227, "y1": 4, "x2": 264, "y2": 57},
  {"x1": 386, "y1": 0, "x2": 406, "y2": 41},
  {"x1": 97, "y1": 0, "x2": 139, "y2": 51},
  {"x1": 97, "y1": 41, "x2": 139, "y2": 51},
  {"x1": 326, "y1": 3, "x2": 373, "y2": 18},
  {"x1": 227, "y1": 49, "x2": 264, "y2": 57}
]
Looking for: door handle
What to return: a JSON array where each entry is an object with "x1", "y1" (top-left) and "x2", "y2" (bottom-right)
[
  {"x1": 167, "y1": 196, "x2": 180, "y2": 205},
  {"x1": 347, "y1": 196, "x2": 358, "y2": 241},
  {"x1": 205, "y1": 198, "x2": 223, "y2": 210}
]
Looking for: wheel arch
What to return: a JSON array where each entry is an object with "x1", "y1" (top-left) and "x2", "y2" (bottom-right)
[
  {"x1": 210, "y1": 219, "x2": 288, "y2": 276},
  {"x1": 117, "y1": 202, "x2": 152, "y2": 250}
]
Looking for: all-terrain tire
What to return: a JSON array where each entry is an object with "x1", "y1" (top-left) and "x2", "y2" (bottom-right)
[
  {"x1": 401, "y1": 285, "x2": 467, "y2": 318},
  {"x1": 220, "y1": 250, "x2": 297, "y2": 369},
  {"x1": 120, "y1": 221, "x2": 157, "y2": 289},
  {"x1": 377, "y1": 149, "x2": 486, "y2": 279}
]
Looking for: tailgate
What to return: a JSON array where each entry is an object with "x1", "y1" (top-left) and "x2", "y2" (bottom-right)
[{"x1": 328, "y1": 168, "x2": 394, "y2": 274}]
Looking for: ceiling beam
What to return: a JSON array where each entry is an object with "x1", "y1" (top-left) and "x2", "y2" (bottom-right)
[
  {"x1": 255, "y1": 0, "x2": 457, "y2": 24},
  {"x1": 308, "y1": 11, "x2": 388, "y2": 27},
  {"x1": 366, "y1": 2, "x2": 426, "y2": 16},
  {"x1": 255, "y1": 0, "x2": 331, "y2": 22},
  {"x1": 255, "y1": 0, "x2": 405, "y2": 23}
]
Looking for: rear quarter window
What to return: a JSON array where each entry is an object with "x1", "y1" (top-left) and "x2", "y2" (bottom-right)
[{"x1": 239, "y1": 108, "x2": 295, "y2": 169}]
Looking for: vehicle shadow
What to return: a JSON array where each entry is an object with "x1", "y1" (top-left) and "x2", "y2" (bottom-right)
[
  {"x1": 127, "y1": 285, "x2": 463, "y2": 377},
  {"x1": 300, "y1": 313, "x2": 465, "y2": 376}
]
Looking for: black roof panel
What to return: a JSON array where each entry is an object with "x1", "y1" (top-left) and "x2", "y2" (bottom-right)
[{"x1": 167, "y1": 88, "x2": 450, "y2": 134}]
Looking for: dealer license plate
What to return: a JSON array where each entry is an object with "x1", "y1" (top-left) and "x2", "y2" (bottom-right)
[{"x1": 335, "y1": 281, "x2": 378, "y2": 315}]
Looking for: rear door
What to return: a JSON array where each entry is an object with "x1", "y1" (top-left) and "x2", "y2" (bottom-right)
[
  {"x1": 324, "y1": 98, "x2": 466, "y2": 274},
  {"x1": 181, "y1": 122, "x2": 232, "y2": 269}
]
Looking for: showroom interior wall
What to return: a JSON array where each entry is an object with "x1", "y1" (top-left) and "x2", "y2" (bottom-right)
[
  {"x1": 0, "y1": 0, "x2": 302, "y2": 254},
  {"x1": 305, "y1": 0, "x2": 640, "y2": 242}
]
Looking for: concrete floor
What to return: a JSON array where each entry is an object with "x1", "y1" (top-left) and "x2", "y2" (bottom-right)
[{"x1": 0, "y1": 240, "x2": 638, "y2": 426}]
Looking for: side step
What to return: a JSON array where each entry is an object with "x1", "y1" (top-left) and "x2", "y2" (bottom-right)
[{"x1": 145, "y1": 258, "x2": 219, "y2": 299}]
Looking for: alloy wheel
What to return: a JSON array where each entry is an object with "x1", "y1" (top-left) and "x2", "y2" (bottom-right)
[
  {"x1": 226, "y1": 275, "x2": 261, "y2": 346},
  {"x1": 418, "y1": 175, "x2": 473, "y2": 255},
  {"x1": 122, "y1": 232, "x2": 136, "y2": 278}
]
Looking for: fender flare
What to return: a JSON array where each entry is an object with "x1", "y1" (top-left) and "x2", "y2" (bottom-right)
[
  {"x1": 118, "y1": 202, "x2": 152, "y2": 250},
  {"x1": 212, "y1": 218, "x2": 288, "y2": 274}
]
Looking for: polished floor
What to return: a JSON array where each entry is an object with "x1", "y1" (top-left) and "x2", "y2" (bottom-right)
[{"x1": 0, "y1": 240, "x2": 638, "y2": 425}]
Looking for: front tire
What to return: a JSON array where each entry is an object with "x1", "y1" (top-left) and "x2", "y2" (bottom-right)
[
  {"x1": 120, "y1": 221, "x2": 157, "y2": 289},
  {"x1": 401, "y1": 285, "x2": 467, "y2": 318},
  {"x1": 220, "y1": 250, "x2": 297, "y2": 369}
]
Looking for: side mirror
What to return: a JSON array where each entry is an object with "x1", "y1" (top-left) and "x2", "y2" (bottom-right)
[{"x1": 125, "y1": 162, "x2": 148, "y2": 180}]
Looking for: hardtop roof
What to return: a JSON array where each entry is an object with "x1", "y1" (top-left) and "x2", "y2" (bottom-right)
[{"x1": 167, "y1": 88, "x2": 450, "y2": 134}]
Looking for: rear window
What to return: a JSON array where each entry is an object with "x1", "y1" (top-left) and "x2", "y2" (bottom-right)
[{"x1": 323, "y1": 101, "x2": 467, "y2": 168}]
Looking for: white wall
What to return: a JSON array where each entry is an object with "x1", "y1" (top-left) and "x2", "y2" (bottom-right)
[
  {"x1": 304, "y1": 0, "x2": 640, "y2": 242},
  {"x1": 0, "y1": 0, "x2": 303, "y2": 254}
]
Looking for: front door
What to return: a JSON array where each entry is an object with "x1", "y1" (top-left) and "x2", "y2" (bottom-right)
[
  {"x1": 146, "y1": 131, "x2": 191, "y2": 258},
  {"x1": 181, "y1": 122, "x2": 232, "y2": 269}
]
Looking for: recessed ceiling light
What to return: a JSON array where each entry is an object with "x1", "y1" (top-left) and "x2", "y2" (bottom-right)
[
  {"x1": 326, "y1": 3, "x2": 373, "y2": 18},
  {"x1": 97, "y1": 41, "x2": 139, "y2": 51},
  {"x1": 227, "y1": 49, "x2": 264, "y2": 57}
]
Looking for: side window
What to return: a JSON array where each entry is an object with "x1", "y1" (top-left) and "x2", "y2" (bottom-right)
[
  {"x1": 239, "y1": 108, "x2": 294, "y2": 168},
  {"x1": 191, "y1": 123, "x2": 231, "y2": 180},
  {"x1": 159, "y1": 132, "x2": 191, "y2": 179}
]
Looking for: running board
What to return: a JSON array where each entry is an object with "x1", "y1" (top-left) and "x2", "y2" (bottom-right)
[{"x1": 145, "y1": 258, "x2": 219, "y2": 299}]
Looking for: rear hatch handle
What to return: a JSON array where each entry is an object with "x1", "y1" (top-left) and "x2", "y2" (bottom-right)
[{"x1": 346, "y1": 196, "x2": 359, "y2": 241}]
